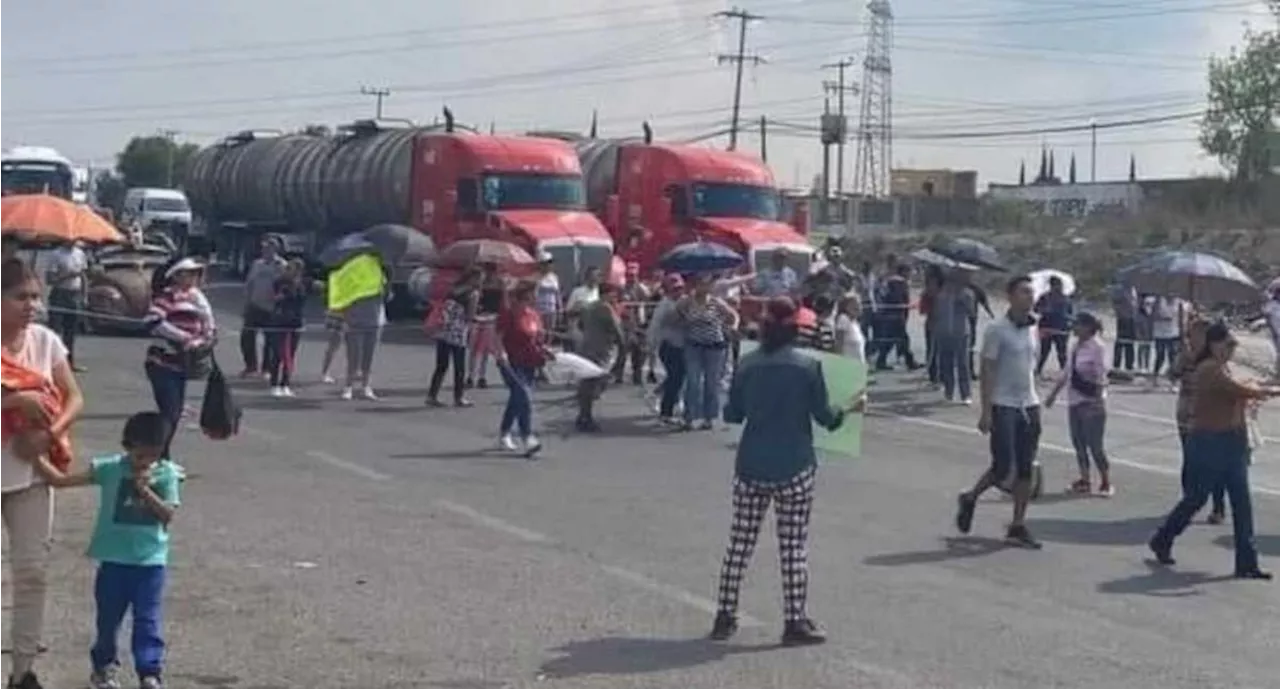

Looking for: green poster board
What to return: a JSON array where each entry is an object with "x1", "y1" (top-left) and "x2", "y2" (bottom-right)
[{"x1": 738, "y1": 342, "x2": 866, "y2": 459}]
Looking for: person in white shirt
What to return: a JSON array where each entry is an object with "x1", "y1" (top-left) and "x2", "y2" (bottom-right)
[
  {"x1": 1150, "y1": 295, "x2": 1184, "y2": 380},
  {"x1": 564, "y1": 267, "x2": 602, "y2": 352},
  {"x1": 1264, "y1": 288, "x2": 1280, "y2": 380},
  {"x1": 43, "y1": 241, "x2": 89, "y2": 371},
  {"x1": 833, "y1": 294, "x2": 866, "y2": 364},
  {"x1": 2, "y1": 257, "x2": 85, "y2": 689}
]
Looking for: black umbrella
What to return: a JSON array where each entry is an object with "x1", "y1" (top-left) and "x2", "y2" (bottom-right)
[
  {"x1": 318, "y1": 233, "x2": 379, "y2": 268},
  {"x1": 927, "y1": 237, "x2": 1007, "y2": 272},
  {"x1": 362, "y1": 223, "x2": 435, "y2": 267}
]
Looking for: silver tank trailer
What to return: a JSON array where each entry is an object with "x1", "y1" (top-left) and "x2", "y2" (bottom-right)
[{"x1": 527, "y1": 133, "x2": 642, "y2": 219}]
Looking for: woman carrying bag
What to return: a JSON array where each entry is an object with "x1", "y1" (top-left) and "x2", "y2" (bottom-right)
[{"x1": 143, "y1": 257, "x2": 215, "y2": 451}]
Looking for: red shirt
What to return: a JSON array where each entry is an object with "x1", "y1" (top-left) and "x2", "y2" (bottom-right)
[{"x1": 499, "y1": 305, "x2": 546, "y2": 369}]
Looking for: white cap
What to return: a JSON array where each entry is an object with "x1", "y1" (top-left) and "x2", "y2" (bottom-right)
[{"x1": 165, "y1": 257, "x2": 204, "y2": 278}]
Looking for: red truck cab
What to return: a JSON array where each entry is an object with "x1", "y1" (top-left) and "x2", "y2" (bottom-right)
[
  {"x1": 413, "y1": 132, "x2": 614, "y2": 307},
  {"x1": 601, "y1": 142, "x2": 812, "y2": 283}
]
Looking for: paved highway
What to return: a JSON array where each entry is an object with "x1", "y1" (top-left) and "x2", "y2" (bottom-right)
[{"x1": 4, "y1": 287, "x2": 1278, "y2": 689}]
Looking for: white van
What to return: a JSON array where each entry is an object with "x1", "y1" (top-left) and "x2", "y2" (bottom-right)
[{"x1": 121, "y1": 187, "x2": 193, "y2": 249}]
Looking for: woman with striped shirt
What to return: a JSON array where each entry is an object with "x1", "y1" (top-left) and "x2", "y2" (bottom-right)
[
  {"x1": 673, "y1": 275, "x2": 739, "y2": 430},
  {"x1": 143, "y1": 258, "x2": 215, "y2": 452}
]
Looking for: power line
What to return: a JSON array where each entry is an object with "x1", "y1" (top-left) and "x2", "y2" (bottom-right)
[{"x1": 821, "y1": 57, "x2": 856, "y2": 195}]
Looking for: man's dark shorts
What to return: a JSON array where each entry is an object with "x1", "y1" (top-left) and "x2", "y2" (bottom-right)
[{"x1": 989, "y1": 405, "x2": 1042, "y2": 482}]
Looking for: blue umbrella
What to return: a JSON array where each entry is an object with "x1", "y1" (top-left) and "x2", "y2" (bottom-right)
[
  {"x1": 1117, "y1": 250, "x2": 1259, "y2": 304},
  {"x1": 319, "y1": 233, "x2": 378, "y2": 268},
  {"x1": 659, "y1": 242, "x2": 743, "y2": 273}
]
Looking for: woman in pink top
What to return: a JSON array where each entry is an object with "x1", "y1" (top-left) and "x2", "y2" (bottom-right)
[{"x1": 1046, "y1": 312, "x2": 1112, "y2": 495}]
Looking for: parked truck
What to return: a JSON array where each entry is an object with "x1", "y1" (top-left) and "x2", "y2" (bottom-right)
[
  {"x1": 533, "y1": 125, "x2": 814, "y2": 283},
  {"x1": 183, "y1": 112, "x2": 614, "y2": 312}
]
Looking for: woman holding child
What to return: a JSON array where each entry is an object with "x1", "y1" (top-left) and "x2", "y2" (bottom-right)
[{"x1": 1, "y1": 257, "x2": 86, "y2": 689}]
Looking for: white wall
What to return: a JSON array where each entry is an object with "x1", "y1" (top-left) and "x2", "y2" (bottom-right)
[{"x1": 987, "y1": 182, "x2": 1143, "y2": 218}]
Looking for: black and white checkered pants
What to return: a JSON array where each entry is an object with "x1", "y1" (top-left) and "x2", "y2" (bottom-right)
[{"x1": 715, "y1": 465, "x2": 817, "y2": 622}]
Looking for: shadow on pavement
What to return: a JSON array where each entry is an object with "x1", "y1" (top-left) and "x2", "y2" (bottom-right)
[
  {"x1": 1214, "y1": 533, "x2": 1280, "y2": 556},
  {"x1": 537, "y1": 635, "x2": 774, "y2": 678},
  {"x1": 1097, "y1": 561, "x2": 1234, "y2": 596},
  {"x1": 1026, "y1": 516, "x2": 1164, "y2": 546},
  {"x1": 864, "y1": 536, "x2": 1006, "y2": 566},
  {"x1": 544, "y1": 413, "x2": 679, "y2": 440}
]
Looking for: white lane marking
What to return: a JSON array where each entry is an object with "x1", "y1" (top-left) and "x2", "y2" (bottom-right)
[
  {"x1": 883, "y1": 413, "x2": 1280, "y2": 497},
  {"x1": 303, "y1": 449, "x2": 391, "y2": 481},
  {"x1": 597, "y1": 564, "x2": 764, "y2": 628},
  {"x1": 1108, "y1": 406, "x2": 1280, "y2": 443},
  {"x1": 434, "y1": 499, "x2": 553, "y2": 544}
]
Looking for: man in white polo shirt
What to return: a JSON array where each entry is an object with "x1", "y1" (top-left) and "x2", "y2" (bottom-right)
[{"x1": 955, "y1": 274, "x2": 1043, "y2": 549}]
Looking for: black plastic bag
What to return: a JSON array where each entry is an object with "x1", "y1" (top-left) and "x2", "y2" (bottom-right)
[{"x1": 199, "y1": 359, "x2": 242, "y2": 440}]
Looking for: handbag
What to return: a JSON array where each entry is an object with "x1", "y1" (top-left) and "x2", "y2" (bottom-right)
[
  {"x1": 199, "y1": 357, "x2": 242, "y2": 440},
  {"x1": 1068, "y1": 348, "x2": 1102, "y2": 398}
]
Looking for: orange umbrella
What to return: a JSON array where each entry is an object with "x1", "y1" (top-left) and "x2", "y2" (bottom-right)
[{"x1": 1, "y1": 194, "x2": 124, "y2": 245}]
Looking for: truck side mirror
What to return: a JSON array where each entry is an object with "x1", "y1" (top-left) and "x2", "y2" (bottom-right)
[
  {"x1": 656, "y1": 197, "x2": 673, "y2": 227},
  {"x1": 605, "y1": 194, "x2": 621, "y2": 230}
]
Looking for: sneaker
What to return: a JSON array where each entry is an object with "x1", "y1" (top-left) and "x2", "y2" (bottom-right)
[
  {"x1": 499, "y1": 434, "x2": 519, "y2": 451},
  {"x1": 1206, "y1": 511, "x2": 1225, "y2": 525},
  {"x1": 955, "y1": 493, "x2": 976, "y2": 534},
  {"x1": 321, "y1": 373, "x2": 336, "y2": 384},
  {"x1": 340, "y1": 387, "x2": 353, "y2": 400},
  {"x1": 270, "y1": 386, "x2": 285, "y2": 398},
  {"x1": 138, "y1": 677, "x2": 164, "y2": 689},
  {"x1": 959, "y1": 398, "x2": 973, "y2": 406},
  {"x1": 359, "y1": 386, "x2": 378, "y2": 400},
  {"x1": 239, "y1": 368, "x2": 258, "y2": 379},
  {"x1": 523, "y1": 434, "x2": 543, "y2": 458},
  {"x1": 454, "y1": 397, "x2": 474, "y2": 408},
  {"x1": 281, "y1": 386, "x2": 296, "y2": 398},
  {"x1": 781, "y1": 618, "x2": 827, "y2": 646},
  {"x1": 708, "y1": 612, "x2": 738, "y2": 641},
  {"x1": 425, "y1": 397, "x2": 445, "y2": 408},
  {"x1": 464, "y1": 377, "x2": 475, "y2": 389},
  {"x1": 1005, "y1": 524, "x2": 1042, "y2": 549},
  {"x1": 6, "y1": 672, "x2": 43, "y2": 689},
  {"x1": 698, "y1": 420, "x2": 714, "y2": 431},
  {"x1": 1148, "y1": 536, "x2": 1176, "y2": 565},
  {"x1": 477, "y1": 378, "x2": 489, "y2": 389},
  {"x1": 1234, "y1": 568, "x2": 1274, "y2": 580},
  {"x1": 1096, "y1": 481, "x2": 1114, "y2": 497},
  {"x1": 89, "y1": 665, "x2": 121, "y2": 689}
]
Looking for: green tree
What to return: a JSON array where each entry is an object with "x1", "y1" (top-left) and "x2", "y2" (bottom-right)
[
  {"x1": 114, "y1": 135, "x2": 200, "y2": 189},
  {"x1": 1199, "y1": 1, "x2": 1279, "y2": 179},
  {"x1": 92, "y1": 170, "x2": 126, "y2": 212}
]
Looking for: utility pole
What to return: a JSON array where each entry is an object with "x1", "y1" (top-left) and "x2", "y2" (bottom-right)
[
  {"x1": 716, "y1": 7, "x2": 765, "y2": 152},
  {"x1": 157, "y1": 128, "x2": 179, "y2": 188},
  {"x1": 360, "y1": 86, "x2": 391, "y2": 119},
  {"x1": 822, "y1": 57, "x2": 856, "y2": 196},
  {"x1": 1089, "y1": 119, "x2": 1098, "y2": 183}
]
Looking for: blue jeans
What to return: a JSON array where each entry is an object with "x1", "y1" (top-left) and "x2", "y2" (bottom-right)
[
  {"x1": 91, "y1": 563, "x2": 166, "y2": 676},
  {"x1": 935, "y1": 333, "x2": 971, "y2": 400},
  {"x1": 683, "y1": 344, "x2": 726, "y2": 423},
  {"x1": 1154, "y1": 429, "x2": 1257, "y2": 573},
  {"x1": 657, "y1": 342, "x2": 686, "y2": 417},
  {"x1": 144, "y1": 362, "x2": 186, "y2": 456},
  {"x1": 498, "y1": 362, "x2": 536, "y2": 438}
]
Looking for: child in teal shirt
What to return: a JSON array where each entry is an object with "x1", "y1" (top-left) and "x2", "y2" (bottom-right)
[{"x1": 36, "y1": 411, "x2": 182, "y2": 689}]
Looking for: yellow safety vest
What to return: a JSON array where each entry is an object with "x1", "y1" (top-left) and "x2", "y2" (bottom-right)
[{"x1": 327, "y1": 254, "x2": 385, "y2": 311}]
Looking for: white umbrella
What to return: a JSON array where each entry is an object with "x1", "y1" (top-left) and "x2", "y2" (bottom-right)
[
  {"x1": 543, "y1": 351, "x2": 609, "y2": 385},
  {"x1": 1029, "y1": 269, "x2": 1076, "y2": 300}
]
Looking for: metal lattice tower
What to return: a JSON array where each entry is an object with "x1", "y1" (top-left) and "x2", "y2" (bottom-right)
[{"x1": 854, "y1": 0, "x2": 893, "y2": 198}]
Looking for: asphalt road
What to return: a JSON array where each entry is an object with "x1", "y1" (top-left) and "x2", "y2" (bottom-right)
[{"x1": 4, "y1": 286, "x2": 1279, "y2": 689}]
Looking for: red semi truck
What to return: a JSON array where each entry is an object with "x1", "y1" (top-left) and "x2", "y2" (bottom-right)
[
  {"x1": 184, "y1": 113, "x2": 614, "y2": 313},
  {"x1": 534, "y1": 126, "x2": 813, "y2": 283}
]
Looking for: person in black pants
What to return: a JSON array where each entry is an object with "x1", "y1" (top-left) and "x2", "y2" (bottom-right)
[
  {"x1": 873, "y1": 263, "x2": 918, "y2": 371},
  {"x1": 267, "y1": 259, "x2": 308, "y2": 397},
  {"x1": 427, "y1": 270, "x2": 480, "y2": 407},
  {"x1": 1034, "y1": 276, "x2": 1073, "y2": 377}
]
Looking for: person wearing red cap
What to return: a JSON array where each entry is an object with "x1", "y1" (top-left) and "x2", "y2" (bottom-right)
[{"x1": 711, "y1": 297, "x2": 855, "y2": 646}]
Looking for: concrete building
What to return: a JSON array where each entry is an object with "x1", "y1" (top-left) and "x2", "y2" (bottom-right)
[{"x1": 890, "y1": 168, "x2": 978, "y2": 199}]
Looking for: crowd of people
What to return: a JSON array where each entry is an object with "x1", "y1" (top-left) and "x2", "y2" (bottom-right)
[{"x1": 3, "y1": 238, "x2": 1280, "y2": 687}]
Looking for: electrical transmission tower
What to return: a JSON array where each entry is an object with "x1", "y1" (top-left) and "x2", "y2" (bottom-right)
[
  {"x1": 854, "y1": 0, "x2": 893, "y2": 198},
  {"x1": 716, "y1": 7, "x2": 765, "y2": 152}
]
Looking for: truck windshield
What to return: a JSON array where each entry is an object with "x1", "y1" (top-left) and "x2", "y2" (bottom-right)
[
  {"x1": 481, "y1": 174, "x2": 585, "y2": 211},
  {"x1": 691, "y1": 183, "x2": 780, "y2": 221},
  {"x1": 1, "y1": 162, "x2": 73, "y2": 200},
  {"x1": 144, "y1": 197, "x2": 190, "y2": 213}
]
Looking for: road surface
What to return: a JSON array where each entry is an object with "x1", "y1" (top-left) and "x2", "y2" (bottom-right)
[{"x1": 4, "y1": 288, "x2": 1278, "y2": 689}]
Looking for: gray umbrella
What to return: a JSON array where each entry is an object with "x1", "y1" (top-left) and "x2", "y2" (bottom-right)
[
  {"x1": 1117, "y1": 250, "x2": 1260, "y2": 305},
  {"x1": 362, "y1": 223, "x2": 435, "y2": 267}
]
